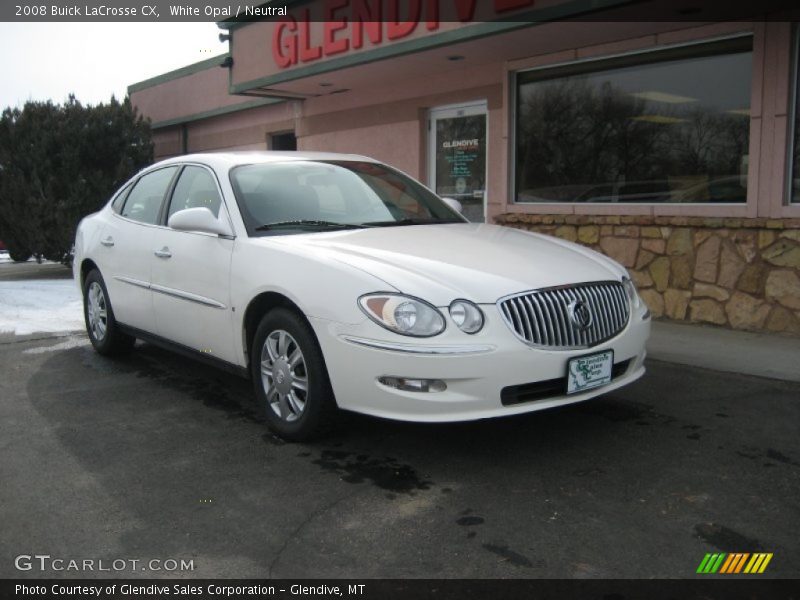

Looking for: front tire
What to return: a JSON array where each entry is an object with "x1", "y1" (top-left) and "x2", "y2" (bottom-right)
[
  {"x1": 251, "y1": 308, "x2": 337, "y2": 441},
  {"x1": 83, "y1": 269, "x2": 135, "y2": 356}
]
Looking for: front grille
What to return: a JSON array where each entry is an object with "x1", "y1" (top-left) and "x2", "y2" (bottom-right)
[
  {"x1": 501, "y1": 359, "x2": 632, "y2": 406},
  {"x1": 498, "y1": 281, "x2": 630, "y2": 349}
]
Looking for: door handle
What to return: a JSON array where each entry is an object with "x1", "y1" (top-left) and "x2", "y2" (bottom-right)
[
  {"x1": 154, "y1": 247, "x2": 172, "y2": 259},
  {"x1": 100, "y1": 236, "x2": 114, "y2": 247}
]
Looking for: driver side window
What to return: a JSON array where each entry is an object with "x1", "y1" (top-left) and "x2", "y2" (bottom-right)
[{"x1": 167, "y1": 166, "x2": 223, "y2": 222}]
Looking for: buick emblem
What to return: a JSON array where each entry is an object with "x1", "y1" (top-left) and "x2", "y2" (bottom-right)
[{"x1": 568, "y1": 299, "x2": 592, "y2": 330}]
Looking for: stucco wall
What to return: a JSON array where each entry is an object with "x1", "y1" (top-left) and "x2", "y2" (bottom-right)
[
  {"x1": 132, "y1": 59, "x2": 254, "y2": 127},
  {"x1": 151, "y1": 128, "x2": 182, "y2": 160},
  {"x1": 299, "y1": 120, "x2": 421, "y2": 178}
]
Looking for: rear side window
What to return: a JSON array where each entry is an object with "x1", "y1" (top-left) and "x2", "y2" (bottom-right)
[
  {"x1": 121, "y1": 167, "x2": 178, "y2": 225},
  {"x1": 167, "y1": 166, "x2": 223, "y2": 221},
  {"x1": 110, "y1": 183, "x2": 132, "y2": 214}
]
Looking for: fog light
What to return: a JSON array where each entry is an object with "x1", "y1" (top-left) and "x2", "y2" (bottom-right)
[{"x1": 378, "y1": 376, "x2": 447, "y2": 393}]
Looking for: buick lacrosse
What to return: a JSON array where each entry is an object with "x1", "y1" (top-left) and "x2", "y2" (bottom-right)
[{"x1": 74, "y1": 152, "x2": 650, "y2": 440}]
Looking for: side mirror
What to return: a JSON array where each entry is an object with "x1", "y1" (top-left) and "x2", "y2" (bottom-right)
[
  {"x1": 441, "y1": 197, "x2": 463, "y2": 214},
  {"x1": 168, "y1": 207, "x2": 233, "y2": 237}
]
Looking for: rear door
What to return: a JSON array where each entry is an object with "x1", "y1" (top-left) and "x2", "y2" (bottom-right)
[
  {"x1": 100, "y1": 166, "x2": 178, "y2": 333},
  {"x1": 150, "y1": 164, "x2": 237, "y2": 363}
]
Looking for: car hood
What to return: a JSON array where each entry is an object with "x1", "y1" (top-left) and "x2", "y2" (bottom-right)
[{"x1": 274, "y1": 223, "x2": 626, "y2": 305}]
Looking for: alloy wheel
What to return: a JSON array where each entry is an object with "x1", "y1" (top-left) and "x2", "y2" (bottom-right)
[
  {"x1": 87, "y1": 281, "x2": 108, "y2": 341},
  {"x1": 260, "y1": 329, "x2": 309, "y2": 422}
]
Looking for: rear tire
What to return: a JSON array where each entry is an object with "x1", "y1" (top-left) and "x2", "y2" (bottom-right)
[
  {"x1": 251, "y1": 308, "x2": 338, "y2": 441},
  {"x1": 83, "y1": 269, "x2": 135, "y2": 356}
]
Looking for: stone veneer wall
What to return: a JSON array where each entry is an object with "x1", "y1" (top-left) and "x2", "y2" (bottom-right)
[{"x1": 494, "y1": 214, "x2": 800, "y2": 335}]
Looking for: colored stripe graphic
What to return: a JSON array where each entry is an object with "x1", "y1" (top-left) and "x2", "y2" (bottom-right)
[
  {"x1": 696, "y1": 554, "x2": 713, "y2": 573},
  {"x1": 744, "y1": 554, "x2": 762, "y2": 573},
  {"x1": 757, "y1": 553, "x2": 773, "y2": 573},
  {"x1": 710, "y1": 553, "x2": 726, "y2": 573},
  {"x1": 698, "y1": 553, "x2": 773, "y2": 574},
  {"x1": 719, "y1": 554, "x2": 735, "y2": 573},
  {"x1": 733, "y1": 553, "x2": 750, "y2": 573},
  {"x1": 697, "y1": 553, "x2": 726, "y2": 573}
]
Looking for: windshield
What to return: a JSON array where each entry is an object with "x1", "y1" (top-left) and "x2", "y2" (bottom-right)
[{"x1": 229, "y1": 160, "x2": 465, "y2": 235}]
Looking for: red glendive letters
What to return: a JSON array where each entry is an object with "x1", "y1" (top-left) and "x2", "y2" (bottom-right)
[{"x1": 272, "y1": 0, "x2": 535, "y2": 68}]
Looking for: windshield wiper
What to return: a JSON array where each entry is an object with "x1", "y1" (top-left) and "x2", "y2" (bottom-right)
[
  {"x1": 360, "y1": 218, "x2": 462, "y2": 227},
  {"x1": 254, "y1": 220, "x2": 367, "y2": 231}
]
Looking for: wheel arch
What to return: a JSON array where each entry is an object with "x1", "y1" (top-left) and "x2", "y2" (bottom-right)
[
  {"x1": 79, "y1": 258, "x2": 100, "y2": 291},
  {"x1": 242, "y1": 291, "x2": 312, "y2": 369}
]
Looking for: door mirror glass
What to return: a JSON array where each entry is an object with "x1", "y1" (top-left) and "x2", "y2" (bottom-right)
[
  {"x1": 441, "y1": 197, "x2": 463, "y2": 214},
  {"x1": 168, "y1": 207, "x2": 232, "y2": 237}
]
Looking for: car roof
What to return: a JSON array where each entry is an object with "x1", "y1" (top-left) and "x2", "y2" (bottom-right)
[{"x1": 154, "y1": 151, "x2": 379, "y2": 170}]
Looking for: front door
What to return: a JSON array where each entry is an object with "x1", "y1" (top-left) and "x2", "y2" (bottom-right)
[
  {"x1": 151, "y1": 165, "x2": 236, "y2": 363},
  {"x1": 428, "y1": 102, "x2": 488, "y2": 223}
]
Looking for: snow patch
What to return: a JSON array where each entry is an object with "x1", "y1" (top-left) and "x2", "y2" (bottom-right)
[
  {"x1": 0, "y1": 253, "x2": 57, "y2": 265},
  {"x1": 23, "y1": 336, "x2": 90, "y2": 354},
  {"x1": 0, "y1": 279, "x2": 84, "y2": 335}
]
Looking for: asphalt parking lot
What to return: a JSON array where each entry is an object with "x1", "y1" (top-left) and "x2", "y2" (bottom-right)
[{"x1": 1, "y1": 324, "x2": 798, "y2": 579}]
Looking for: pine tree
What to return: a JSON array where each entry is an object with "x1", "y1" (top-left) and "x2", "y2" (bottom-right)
[{"x1": 0, "y1": 95, "x2": 153, "y2": 263}]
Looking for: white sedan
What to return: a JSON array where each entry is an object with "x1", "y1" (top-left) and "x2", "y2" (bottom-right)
[{"x1": 74, "y1": 152, "x2": 650, "y2": 440}]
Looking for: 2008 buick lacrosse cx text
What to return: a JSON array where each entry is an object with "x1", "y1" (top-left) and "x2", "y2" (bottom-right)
[{"x1": 73, "y1": 151, "x2": 650, "y2": 440}]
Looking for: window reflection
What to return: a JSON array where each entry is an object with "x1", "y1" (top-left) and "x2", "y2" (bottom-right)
[
  {"x1": 792, "y1": 29, "x2": 800, "y2": 204},
  {"x1": 515, "y1": 40, "x2": 752, "y2": 204}
]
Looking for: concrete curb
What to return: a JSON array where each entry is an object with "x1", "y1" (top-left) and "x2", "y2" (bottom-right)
[{"x1": 647, "y1": 320, "x2": 800, "y2": 383}]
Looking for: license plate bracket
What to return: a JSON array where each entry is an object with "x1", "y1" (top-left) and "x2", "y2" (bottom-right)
[{"x1": 567, "y1": 350, "x2": 614, "y2": 395}]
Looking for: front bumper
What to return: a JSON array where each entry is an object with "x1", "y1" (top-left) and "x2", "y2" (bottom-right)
[{"x1": 310, "y1": 302, "x2": 650, "y2": 423}]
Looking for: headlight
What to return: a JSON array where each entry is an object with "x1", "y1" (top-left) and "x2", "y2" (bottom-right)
[
  {"x1": 449, "y1": 299, "x2": 484, "y2": 334},
  {"x1": 622, "y1": 276, "x2": 640, "y2": 308},
  {"x1": 358, "y1": 294, "x2": 446, "y2": 337}
]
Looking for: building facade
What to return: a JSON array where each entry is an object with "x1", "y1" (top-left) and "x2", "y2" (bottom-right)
[{"x1": 129, "y1": 2, "x2": 800, "y2": 335}]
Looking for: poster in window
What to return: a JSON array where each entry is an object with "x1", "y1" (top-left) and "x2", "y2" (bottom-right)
[{"x1": 435, "y1": 115, "x2": 486, "y2": 222}]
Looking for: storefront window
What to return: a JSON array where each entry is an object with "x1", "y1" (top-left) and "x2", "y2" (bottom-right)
[{"x1": 515, "y1": 38, "x2": 752, "y2": 204}]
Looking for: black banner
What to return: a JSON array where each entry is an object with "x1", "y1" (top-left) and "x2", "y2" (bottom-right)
[
  {"x1": 2, "y1": 579, "x2": 800, "y2": 600},
  {"x1": 2, "y1": 0, "x2": 800, "y2": 23}
]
